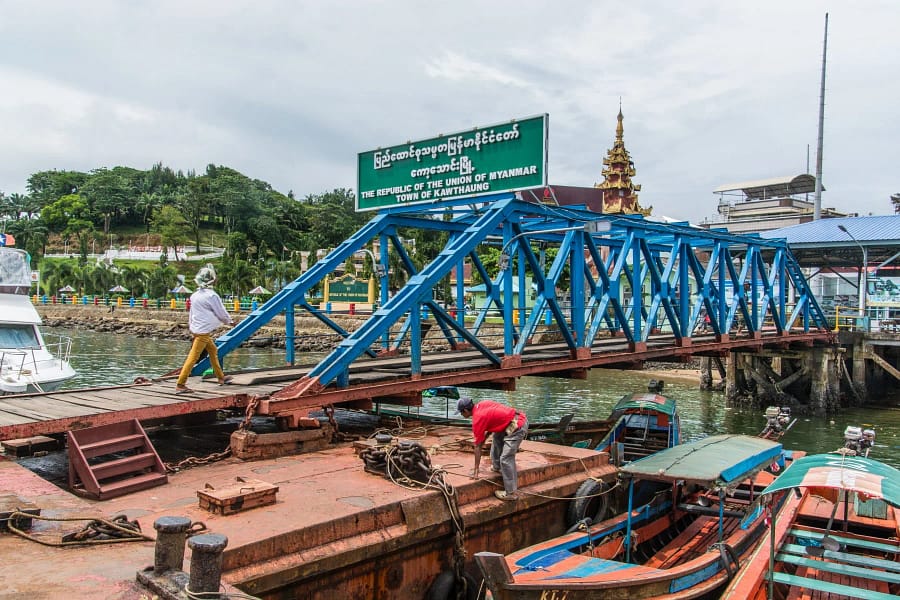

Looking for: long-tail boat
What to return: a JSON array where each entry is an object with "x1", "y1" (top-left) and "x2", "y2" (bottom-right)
[
  {"x1": 527, "y1": 379, "x2": 679, "y2": 455},
  {"x1": 475, "y1": 434, "x2": 788, "y2": 599},
  {"x1": 720, "y1": 452, "x2": 900, "y2": 600}
]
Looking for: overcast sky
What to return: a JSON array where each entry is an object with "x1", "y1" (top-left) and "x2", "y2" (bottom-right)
[{"x1": 1, "y1": 1, "x2": 897, "y2": 224}]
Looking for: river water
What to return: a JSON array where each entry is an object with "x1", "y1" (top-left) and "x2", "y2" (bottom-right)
[{"x1": 55, "y1": 327, "x2": 900, "y2": 468}]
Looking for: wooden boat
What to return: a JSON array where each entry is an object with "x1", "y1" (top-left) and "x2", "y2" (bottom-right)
[
  {"x1": 527, "y1": 379, "x2": 679, "y2": 455},
  {"x1": 591, "y1": 379, "x2": 680, "y2": 464},
  {"x1": 721, "y1": 452, "x2": 900, "y2": 600},
  {"x1": 475, "y1": 434, "x2": 787, "y2": 600}
]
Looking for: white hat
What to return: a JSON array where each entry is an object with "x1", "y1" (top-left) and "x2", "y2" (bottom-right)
[{"x1": 194, "y1": 264, "x2": 217, "y2": 289}]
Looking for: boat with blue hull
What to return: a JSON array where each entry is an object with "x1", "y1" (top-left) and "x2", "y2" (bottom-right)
[
  {"x1": 526, "y1": 379, "x2": 680, "y2": 456},
  {"x1": 475, "y1": 434, "x2": 789, "y2": 600}
]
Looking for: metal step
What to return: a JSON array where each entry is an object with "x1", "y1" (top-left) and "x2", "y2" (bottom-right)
[
  {"x1": 97, "y1": 472, "x2": 168, "y2": 500},
  {"x1": 79, "y1": 434, "x2": 145, "y2": 458},
  {"x1": 67, "y1": 419, "x2": 167, "y2": 500},
  {"x1": 91, "y1": 452, "x2": 159, "y2": 481}
]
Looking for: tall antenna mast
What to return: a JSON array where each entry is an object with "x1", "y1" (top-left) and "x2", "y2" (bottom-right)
[{"x1": 813, "y1": 13, "x2": 828, "y2": 220}]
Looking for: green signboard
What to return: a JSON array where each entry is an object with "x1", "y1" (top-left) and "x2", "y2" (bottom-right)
[
  {"x1": 356, "y1": 114, "x2": 548, "y2": 212},
  {"x1": 327, "y1": 275, "x2": 370, "y2": 302}
]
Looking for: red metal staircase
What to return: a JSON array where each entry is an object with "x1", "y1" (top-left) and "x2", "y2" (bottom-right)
[{"x1": 67, "y1": 419, "x2": 167, "y2": 500}]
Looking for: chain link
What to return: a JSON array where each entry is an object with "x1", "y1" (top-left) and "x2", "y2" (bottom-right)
[
  {"x1": 8, "y1": 511, "x2": 154, "y2": 546},
  {"x1": 241, "y1": 396, "x2": 261, "y2": 431},
  {"x1": 358, "y1": 440, "x2": 469, "y2": 598},
  {"x1": 165, "y1": 448, "x2": 232, "y2": 473}
]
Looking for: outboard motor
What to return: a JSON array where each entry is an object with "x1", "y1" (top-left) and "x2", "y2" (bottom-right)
[
  {"x1": 861, "y1": 428, "x2": 876, "y2": 457},
  {"x1": 647, "y1": 380, "x2": 665, "y2": 394},
  {"x1": 762, "y1": 406, "x2": 793, "y2": 438},
  {"x1": 842, "y1": 426, "x2": 875, "y2": 457}
]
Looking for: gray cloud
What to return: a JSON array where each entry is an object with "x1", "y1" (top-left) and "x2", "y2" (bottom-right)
[{"x1": 1, "y1": 1, "x2": 897, "y2": 222}]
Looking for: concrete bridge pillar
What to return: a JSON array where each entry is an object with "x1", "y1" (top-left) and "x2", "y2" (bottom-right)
[
  {"x1": 725, "y1": 347, "x2": 841, "y2": 415},
  {"x1": 850, "y1": 338, "x2": 869, "y2": 402},
  {"x1": 700, "y1": 357, "x2": 713, "y2": 390},
  {"x1": 807, "y1": 347, "x2": 840, "y2": 416},
  {"x1": 725, "y1": 352, "x2": 740, "y2": 401}
]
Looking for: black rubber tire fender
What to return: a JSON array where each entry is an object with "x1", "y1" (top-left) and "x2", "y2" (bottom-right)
[
  {"x1": 567, "y1": 478, "x2": 610, "y2": 529},
  {"x1": 717, "y1": 542, "x2": 740, "y2": 580},
  {"x1": 424, "y1": 570, "x2": 483, "y2": 600}
]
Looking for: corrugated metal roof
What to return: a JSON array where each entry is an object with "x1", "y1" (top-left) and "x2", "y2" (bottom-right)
[
  {"x1": 760, "y1": 215, "x2": 900, "y2": 245},
  {"x1": 713, "y1": 174, "x2": 821, "y2": 196}
]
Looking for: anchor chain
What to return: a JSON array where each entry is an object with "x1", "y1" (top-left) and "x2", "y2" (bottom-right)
[
  {"x1": 241, "y1": 395, "x2": 261, "y2": 431},
  {"x1": 165, "y1": 448, "x2": 232, "y2": 473},
  {"x1": 359, "y1": 441, "x2": 470, "y2": 599},
  {"x1": 164, "y1": 395, "x2": 263, "y2": 473}
]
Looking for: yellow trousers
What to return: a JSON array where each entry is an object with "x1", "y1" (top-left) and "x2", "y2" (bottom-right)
[{"x1": 176, "y1": 333, "x2": 224, "y2": 385}]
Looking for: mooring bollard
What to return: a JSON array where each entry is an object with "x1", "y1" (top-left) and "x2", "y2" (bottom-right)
[
  {"x1": 188, "y1": 533, "x2": 228, "y2": 596},
  {"x1": 153, "y1": 516, "x2": 193, "y2": 574}
]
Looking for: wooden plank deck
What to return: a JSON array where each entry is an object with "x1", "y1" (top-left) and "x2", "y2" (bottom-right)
[{"x1": 0, "y1": 378, "x2": 267, "y2": 441}]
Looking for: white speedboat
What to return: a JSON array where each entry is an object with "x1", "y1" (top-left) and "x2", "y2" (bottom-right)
[{"x1": 0, "y1": 248, "x2": 76, "y2": 393}]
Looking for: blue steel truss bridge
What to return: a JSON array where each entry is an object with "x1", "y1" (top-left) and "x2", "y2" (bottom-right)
[{"x1": 190, "y1": 192, "x2": 834, "y2": 423}]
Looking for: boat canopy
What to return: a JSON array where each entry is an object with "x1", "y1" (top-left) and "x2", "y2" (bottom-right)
[
  {"x1": 620, "y1": 434, "x2": 782, "y2": 489},
  {"x1": 758, "y1": 453, "x2": 900, "y2": 508},
  {"x1": 0, "y1": 248, "x2": 32, "y2": 294},
  {"x1": 610, "y1": 391, "x2": 677, "y2": 417}
]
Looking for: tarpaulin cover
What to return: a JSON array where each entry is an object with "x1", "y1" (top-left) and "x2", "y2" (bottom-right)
[
  {"x1": 620, "y1": 434, "x2": 782, "y2": 489},
  {"x1": 758, "y1": 453, "x2": 900, "y2": 507}
]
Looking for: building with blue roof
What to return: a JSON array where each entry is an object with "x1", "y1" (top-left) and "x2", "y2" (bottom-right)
[{"x1": 763, "y1": 215, "x2": 900, "y2": 316}]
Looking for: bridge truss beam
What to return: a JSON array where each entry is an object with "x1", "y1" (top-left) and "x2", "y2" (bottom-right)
[{"x1": 192, "y1": 194, "x2": 830, "y2": 403}]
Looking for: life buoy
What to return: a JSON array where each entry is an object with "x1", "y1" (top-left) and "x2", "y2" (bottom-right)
[
  {"x1": 567, "y1": 479, "x2": 611, "y2": 530},
  {"x1": 424, "y1": 570, "x2": 483, "y2": 600}
]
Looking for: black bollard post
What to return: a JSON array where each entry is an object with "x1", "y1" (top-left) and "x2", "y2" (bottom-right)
[
  {"x1": 153, "y1": 516, "x2": 193, "y2": 574},
  {"x1": 188, "y1": 533, "x2": 228, "y2": 596}
]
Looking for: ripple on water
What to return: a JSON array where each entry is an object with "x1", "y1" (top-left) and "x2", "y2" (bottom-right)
[{"x1": 51, "y1": 327, "x2": 900, "y2": 468}]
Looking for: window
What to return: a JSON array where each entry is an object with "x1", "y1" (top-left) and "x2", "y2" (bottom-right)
[{"x1": 0, "y1": 324, "x2": 40, "y2": 349}]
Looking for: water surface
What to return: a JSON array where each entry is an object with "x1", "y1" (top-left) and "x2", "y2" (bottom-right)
[{"x1": 55, "y1": 327, "x2": 900, "y2": 468}]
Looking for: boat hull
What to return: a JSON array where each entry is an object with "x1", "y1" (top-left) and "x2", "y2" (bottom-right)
[
  {"x1": 477, "y1": 435, "x2": 790, "y2": 600},
  {"x1": 721, "y1": 478, "x2": 900, "y2": 599}
]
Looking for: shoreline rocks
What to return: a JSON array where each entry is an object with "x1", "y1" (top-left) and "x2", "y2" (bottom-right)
[{"x1": 37, "y1": 305, "x2": 348, "y2": 352}]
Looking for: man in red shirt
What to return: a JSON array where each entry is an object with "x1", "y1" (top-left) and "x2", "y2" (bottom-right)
[{"x1": 457, "y1": 397, "x2": 528, "y2": 501}]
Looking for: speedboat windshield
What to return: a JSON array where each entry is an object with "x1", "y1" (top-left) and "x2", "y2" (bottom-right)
[{"x1": 0, "y1": 323, "x2": 40, "y2": 349}]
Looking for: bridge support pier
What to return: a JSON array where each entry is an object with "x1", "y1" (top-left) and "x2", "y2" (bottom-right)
[
  {"x1": 807, "y1": 347, "x2": 841, "y2": 416},
  {"x1": 725, "y1": 347, "x2": 840, "y2": 416},
  {"x1": 699, "y1": 357, "x2": 725, "y2": 391},
  {"x1": 849, "y1": 337, "x2": 869, "y2": 402}
]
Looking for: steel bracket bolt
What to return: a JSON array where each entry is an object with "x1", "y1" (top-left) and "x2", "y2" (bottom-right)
[
  {"x1": 152, "y1": 516, "x2": 193, "y2": 574},
  {"x1": 187, "y1": 533, "x2": 229, "y2": 596}
]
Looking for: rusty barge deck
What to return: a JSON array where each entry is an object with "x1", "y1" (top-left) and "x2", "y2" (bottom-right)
[{"x1": 0, "y1": 426, "x2": 614, "y2": 599}]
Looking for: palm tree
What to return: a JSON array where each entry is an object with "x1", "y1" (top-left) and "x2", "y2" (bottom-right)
[
  {"x1": 7, "y1": 193, "x2": 34, "y2": 220},
  {"x1": 119, "y1": 264, "x2": 147, "y2": 297},
  {"x1": 146, "y1": 264, "x2": 177, "y2": 298},
  {"x1": 6, "y1": 218, "x2": 48, "y2": 259},
  {"x1": 40, "y1": 260, "x2": 79, "y2": 297},
  {"x1": 83, "y1": 260, "x2": 117, "y2": 295},
  {"x1": 219, "y1": 257, "x2": 257, "y2": 298}
]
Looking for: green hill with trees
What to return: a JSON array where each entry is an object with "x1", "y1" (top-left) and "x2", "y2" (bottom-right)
[{"x1": 0, "y1": 163, "x2": 389, "y2": 298}]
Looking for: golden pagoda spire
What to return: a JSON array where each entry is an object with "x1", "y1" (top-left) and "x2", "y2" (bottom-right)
[
  {"x1": 615, "y1": 98, "x2": 624, "y2": 142},
  {"x1": 594, "y1": 103, "x2": 650, "y2": 216}
]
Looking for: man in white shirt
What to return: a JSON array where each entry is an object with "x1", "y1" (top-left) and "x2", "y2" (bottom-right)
[{"x1": 175, "y1": 265, "x2": 235, "y2": 394}]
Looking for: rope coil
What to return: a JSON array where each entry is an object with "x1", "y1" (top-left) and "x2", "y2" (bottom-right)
[{"x1": 7, "y1": 511, "x2": 154, "y2": 546}]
